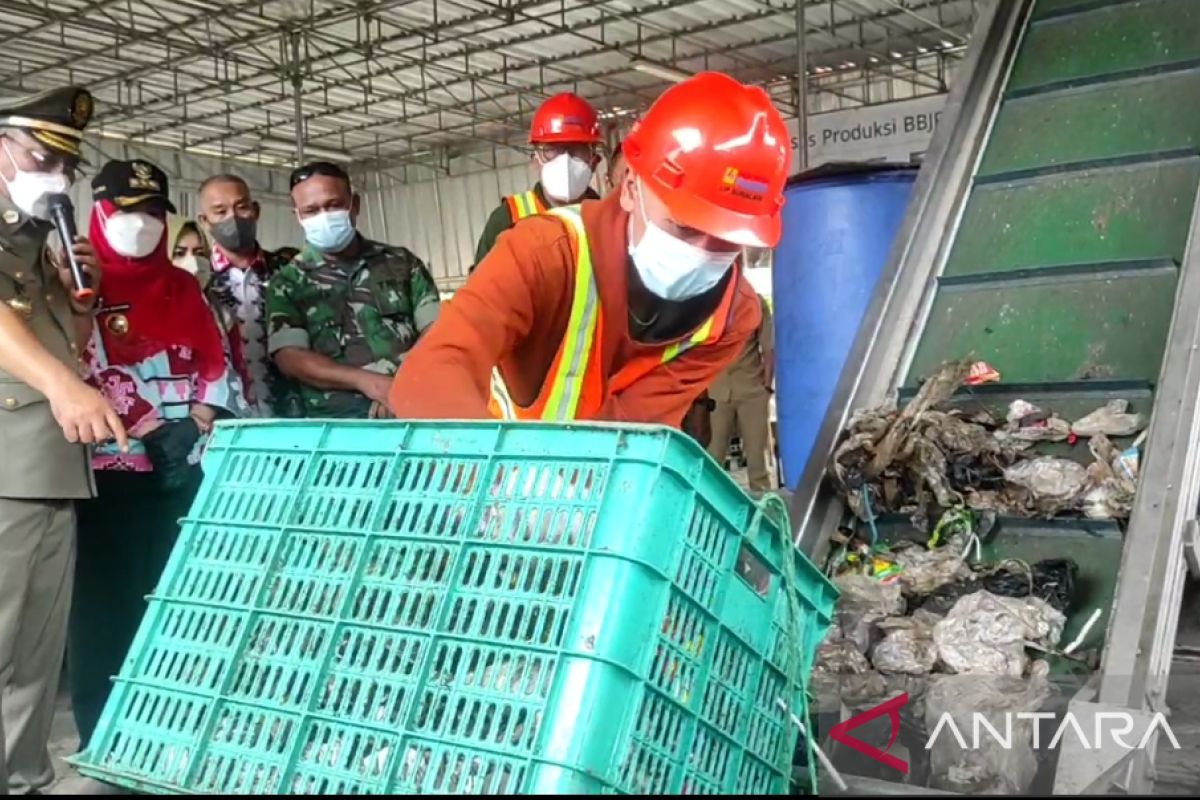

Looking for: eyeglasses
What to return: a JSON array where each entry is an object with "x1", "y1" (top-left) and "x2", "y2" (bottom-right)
[
  {"x1": 534, "y1": 143, "x2": 596, "y2": 162},
  {"x1": 290, "y1": 160, "x2": 351, "y2": 189}
]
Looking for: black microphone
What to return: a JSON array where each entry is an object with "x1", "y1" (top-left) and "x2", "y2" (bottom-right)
[{"x1": 47, "y1": 193, "x2": 94, "y2": 303}]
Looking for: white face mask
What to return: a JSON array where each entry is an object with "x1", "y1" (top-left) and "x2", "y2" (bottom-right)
[
  {"x1": 173, "y1": 253, "x2": 211, "y2": 278},
  {"x1": 1, "y1": 140, "x2": 69, "y2": 220},
  {"x1": 627, "y1": 180, "x2": 738, "y2": 301},
  {"x1": 104, "y1": 211, "x2": 165, "y2": 258},
  {"x1": 540, "y1": 153, "x2": 594, "y2": 203}
]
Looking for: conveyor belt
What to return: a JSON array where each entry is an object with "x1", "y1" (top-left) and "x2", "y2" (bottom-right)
[{"x1": 791, "y1": 0, "x2": 1200, "y2": 793}]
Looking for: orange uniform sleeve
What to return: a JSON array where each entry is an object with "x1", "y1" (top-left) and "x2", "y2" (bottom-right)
[
  {"x1": 388, "y1": 217, "x2": 573, "y2": 419},
  {"x1": 596, "y1": 279, "x2": 763, "y2": 427}
]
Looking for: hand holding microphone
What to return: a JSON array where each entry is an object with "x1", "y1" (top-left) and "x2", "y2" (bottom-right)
[{"x1": 46, "y1": 193, "x2": 98, "y2": 311}]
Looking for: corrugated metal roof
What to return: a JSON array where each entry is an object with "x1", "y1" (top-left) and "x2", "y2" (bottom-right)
[{"x1": 0, "y1": 0, "x2": 976, "y2": 175}]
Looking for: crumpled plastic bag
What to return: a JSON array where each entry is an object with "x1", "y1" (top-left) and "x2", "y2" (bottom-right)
[
  {"x1": 827, "y1": 359, "x2": 1142, "y2": 525},
  {"x1": 1081, "y1": 433, "x2": 1138, "y2": 520},
  {"x1": 832, "y1": 574, "x2": 906, "y2": 653},
  {"x1": 814, "y1": 636, "x2": 872, "y2": 675},
  {"x1": 1003, "y1": 457, "x2": 1088, "y2": 514},
  {"x1": 932, "y1": 591, "x2": 1065, "y2": 676},
  {"x1": 1071, "y1": 399, "x2": 1145, "y2": 438},
  {"x1": 812, "y1": 635, "x2": 890, "y2": 714},
  {"x1": 830, "y1": 361, "x2": 975, "y2": 522},
  {"x1": 1081, "y1": 481, "x2": 1135, "y2": 520},
  {"x1": 963, "y1": 486, "x2": 1033, "y2": 516},
  {"x1": 924, "y1": 673, "x2": 1054, "y2": 794},
  {"x1": 998, "y1": 399, "x2": 1071, "y2": 442},
  {"x1": 1115, "y1": 442, "x2": 1140, "y2": 482},
  {"x1": 810, "y1": 669, "x2": 890, "y2": 714},
  {"x1": 870, "y1": 611, "x2": 940, "y2": 675},
  {"x1": 915, "y1": 575, "x2": 989, "y2": 616},
  {"x1": 883, "y1": 673, "x2": 930, "y2": 722},
  {"x1": 982, "y1": 558, "x2": 1079, "y2": 614},
  {"x1": 867, "y1": 360, "x2": 974, "y2": 477},
  {"x1": 922, "y1": 410, "x2": 1007, "y2": 457},
  {"x1": 891, "y1": 536, "x2": 974, "y2": 596}
]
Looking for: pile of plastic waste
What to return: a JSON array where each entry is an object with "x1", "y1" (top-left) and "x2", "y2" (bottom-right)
[
  {"x1": 812, "y1": 506, "x2": 1101, "y2": 794},
  {"x1": 813, "y1": 359, "x2": 1136, "y2": 792},
  {"x1": 827, "y1": 359, "x2": 1145, "y2": 527}
]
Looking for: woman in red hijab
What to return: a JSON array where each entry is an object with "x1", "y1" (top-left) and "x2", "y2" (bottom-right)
[{"x1": 67, "y1": 159, "x2": 249, "y2": 751}]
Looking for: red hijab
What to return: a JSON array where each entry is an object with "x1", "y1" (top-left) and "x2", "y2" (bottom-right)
[{"x1": 90, "y1": 200, "x2": 227, "y2": 381}]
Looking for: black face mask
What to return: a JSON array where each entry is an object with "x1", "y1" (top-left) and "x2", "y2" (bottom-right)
[{"x1": 208, "y1": 216, "x2": 258, "y2": 254}]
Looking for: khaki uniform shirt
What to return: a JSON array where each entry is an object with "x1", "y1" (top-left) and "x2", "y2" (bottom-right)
[
  {"x1": 0, "y1": 195, "x2": 95, "y2": 499},
  {"x1": 707, "y1": 294, "x2": 773, "y2": 404}
]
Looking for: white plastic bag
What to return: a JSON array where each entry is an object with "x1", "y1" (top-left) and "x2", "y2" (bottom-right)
[
  {"x1": 833, "y1": 574, "x2": 906, "y2": 653},
  {"x1": 1071, "y1": 399, "x2": 1145, "y2": 438},
  {"x1": 924, "y1": 674, "x2": 1053, "y2": 794},
  {"x1": 1000, "y1": 400, "x2": 1071, "y2": 442},
  {"x1": 871, "y1": 612, "x2": 940, "y2": 675},
  {"x1": 933, "y1": 591, "x2": 1065, "y2": 676},
  {"x1": 1003, "y1": 457, "x2": 1087, "y2": 502}
]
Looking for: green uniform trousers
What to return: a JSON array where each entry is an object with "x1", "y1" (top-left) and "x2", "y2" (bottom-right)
[{"x1": 68, "y1": 468, "x2": 202, "y2": 751}]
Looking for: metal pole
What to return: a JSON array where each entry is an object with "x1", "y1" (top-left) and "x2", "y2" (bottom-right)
[
  {"x1": 375, "y1": 170, "x2": 392, "y2": 244},
  {"x1": 291, "y1": 31, "x2": 304, "y2": 166},
  {"x1": 795, "y1": 0, "x2": 808, "y2": 171}
]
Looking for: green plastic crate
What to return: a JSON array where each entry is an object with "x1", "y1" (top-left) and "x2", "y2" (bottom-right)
[{"x1": 70, "y1": 421, "x2": 837, "y2": 795}]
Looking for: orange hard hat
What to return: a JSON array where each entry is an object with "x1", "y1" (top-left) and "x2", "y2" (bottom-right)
[
  {"x1": 623, "y1": 72, "x2": 793, "y2": 248},
  {"x1": 530, "y1": 92, "x2": 602, "y2": 144}
]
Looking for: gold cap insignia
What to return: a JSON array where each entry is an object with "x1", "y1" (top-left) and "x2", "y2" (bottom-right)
[
  {"x1": 72, "y1": 91, "x2": 93, "y2": 129},
  {"x1": 130, "y1": 161, "x2": 160, "y2": 191}
]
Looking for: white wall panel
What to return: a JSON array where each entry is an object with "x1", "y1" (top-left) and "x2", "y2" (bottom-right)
[{"x1": 356, "y1": 158, "x2": 536, "y2": 289}]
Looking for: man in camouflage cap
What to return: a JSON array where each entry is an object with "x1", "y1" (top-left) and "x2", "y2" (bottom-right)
[
  {"x1": 0, "y1": 85, "x2": 128, "y2": 793},
  {"x1": 267, "y1": 161, "x2": 441, "y2": 418}
]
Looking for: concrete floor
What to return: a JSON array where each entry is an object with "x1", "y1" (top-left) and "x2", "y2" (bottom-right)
[{"x1": 45, "y1": 690, "x2": 107, "y2": 795}]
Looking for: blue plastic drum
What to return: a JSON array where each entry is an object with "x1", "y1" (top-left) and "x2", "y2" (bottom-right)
[{"x1": 773, "y1": 163, "x2": 918, "y2": 488}]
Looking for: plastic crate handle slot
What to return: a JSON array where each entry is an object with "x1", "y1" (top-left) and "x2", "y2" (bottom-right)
[
  {"x1": 734, "y1": 544, "x2": 771, "y2": 597},
  {"x1": 748, "y1": 492, "x2": 814, "y2": 793}
]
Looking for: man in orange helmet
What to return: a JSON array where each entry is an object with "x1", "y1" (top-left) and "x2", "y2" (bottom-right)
[
  {"x1": 390, "y1": 72, "x2": 792, "y2": 427},
  {"x1": 469, "y1": 92, "x2": 603, "y2": 272}
]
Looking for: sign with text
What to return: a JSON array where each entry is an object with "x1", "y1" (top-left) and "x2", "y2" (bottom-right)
[
  {"x1": 815, "y1": 677, "x2": 1184, "y2": 795},
  {"x1": 787, "y1": 93, "x2": 947, "y2": 171}
]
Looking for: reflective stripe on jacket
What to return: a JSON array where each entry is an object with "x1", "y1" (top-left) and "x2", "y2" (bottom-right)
[{"x1": 488, "y1": 204, "x2": 738, "y2": 421}]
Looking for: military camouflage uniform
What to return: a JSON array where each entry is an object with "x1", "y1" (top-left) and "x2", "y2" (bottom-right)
[{"x1": 266, "y1": 239, "x2": 441, "y2": 418}]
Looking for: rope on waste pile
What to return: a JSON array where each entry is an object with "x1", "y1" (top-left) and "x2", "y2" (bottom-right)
[
  {"x1": 753, "y1": 492, "x2": 815, "y2": 794},
  {"x1": 985, "y1": 558, "x2": 1034, "y2": 596}
]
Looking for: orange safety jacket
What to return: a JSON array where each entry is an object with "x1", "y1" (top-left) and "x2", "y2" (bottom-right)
[
  {"x1": 488, "y1": 204, "x2": 739, "y2": 422},
  {"x1": 505, "y1": 189, "x2": 547, "y2": 222}
]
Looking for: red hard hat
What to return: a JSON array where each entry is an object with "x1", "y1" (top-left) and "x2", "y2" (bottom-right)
[
  {"x1": 530, "y1": 92, "x2": 602, "y2": 144},
  {"x1": 624, "y1": 72, "x2": 793, "y2": 248}
]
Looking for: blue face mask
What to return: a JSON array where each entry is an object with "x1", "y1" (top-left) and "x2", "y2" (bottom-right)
[{"x1": 300, "y1": 209, "x2": 356, "y2": 253}]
